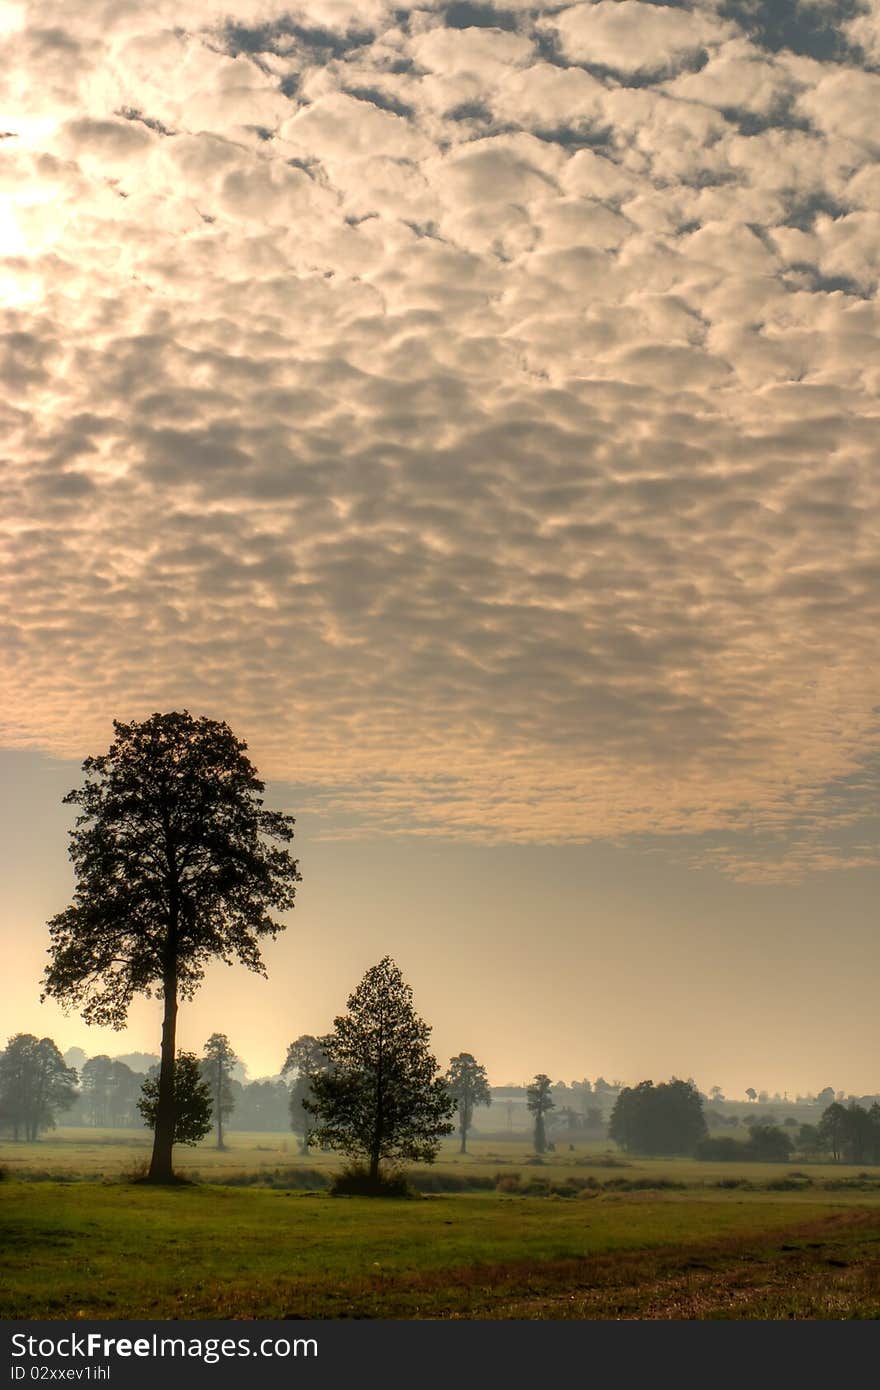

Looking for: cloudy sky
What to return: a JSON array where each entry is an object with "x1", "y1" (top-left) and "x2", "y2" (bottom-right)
[{"x1": 2, "y1": 0, "x2": 879, "y2": 1096}]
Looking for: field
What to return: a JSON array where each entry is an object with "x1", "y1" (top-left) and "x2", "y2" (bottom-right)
[{"x1": 3, "y1": 1129, "x2": 880, "y2": 1319}]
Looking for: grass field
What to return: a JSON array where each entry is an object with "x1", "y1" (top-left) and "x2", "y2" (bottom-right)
[{"x1": 3, "y1": 1129, "x2": 880, "y2": 1319}]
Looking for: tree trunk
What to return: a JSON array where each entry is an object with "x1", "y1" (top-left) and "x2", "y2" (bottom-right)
[
  {"x1": 148, "y1": 963, "x2": 178, "y2": 1182},
  {"x1": 459, "y1": 1124, "x2": 467, "y2": 1154}
]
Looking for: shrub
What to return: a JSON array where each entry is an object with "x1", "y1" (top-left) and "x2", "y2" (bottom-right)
[
  {"x1": 695, "y1": 1136, "x2": 743, "y2": 1161},
  {"x1": 495, "y1": 1173, "x2": 522, "y2": 1194},
  {"x1": 329, "y1": 1163, "x2": 415, "y2": 1197}
]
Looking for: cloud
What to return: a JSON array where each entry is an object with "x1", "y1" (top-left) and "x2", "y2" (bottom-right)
[
  {"x1": 1, "y1": 0, "x2": 879, "y2": 879},
  {"x1": 540, "y1": 1, "x2": 735, "y2": 76}
]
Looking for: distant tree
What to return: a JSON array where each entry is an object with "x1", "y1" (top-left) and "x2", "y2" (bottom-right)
[
  {"x1": 745, "y1": 1088, "x2": 757, "y2": 1103},
  {"x1": 201, "y1": 1034, "x2": 238, "y2": 1150},
  {"x1": 235, "y1": 1078, "x2": 290, "y2": 1131},
  {"x1": 709, "y1": 1086, "x2": 724, "y2": 1104},
  {"x1": 106, "y1": 1060, "x2": 142, "y2": 1126},
  {"x1": 526, "y1": 1074, "x2": 555, "y2": 1154},
  {"x1": 817, "y1": 1102, "x2": 849, "y2": 1161},
  {"x1": 797, "y1": 1123, "x2": 822, "y2": 1157},
  {"x1": 42, "y1": 711, "x2": 300, "y2": 1182},
  {"x1": 609, "y1": 1079, "x2": 707, "y2": 1156},
  {"x1": 304, "y1": 957, "x2": 454, "y2": 1185},
  {"x1": 445, "y1": 1053, "x2": 492, "y2": 1154},
  {"x1": 282, "y1": 1035, "x2": 330, "y2": 1154},
  {"x1": 80, "y1": 1055, "x2": 116, "y2": 1127},
  {"x1": 585, "y1": 1106, "x2": 604, "y2": 1131},
  {"x1": 745, "y1": 1124, "x2": 794, "y2": 1162},
  {"x1": 0, "y1": 1035, "x2": 78, "y2": 1141},
  {"x1": 138, "y1": 1052, "x2": 212, "y2": 1147},
  {"x1": 559, "y1": 1105, "x2": 581, "y2": 1133},
  {"x1": 816, "y1": 1087, "x2": 835, "y2": 1109},
  {"x1": 830, "y1": 1102, "x2": 880, "y2": 1165}
]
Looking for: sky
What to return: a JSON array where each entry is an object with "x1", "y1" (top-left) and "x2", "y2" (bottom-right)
[{"x1": 2, "y1": 0, "x2": 879, "y2": 1098}]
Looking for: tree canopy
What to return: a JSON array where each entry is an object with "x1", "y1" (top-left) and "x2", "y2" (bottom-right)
[
  {"x1": 42, "y1": 710, "x2": 300, "y2": 1181},
  {"x1": 304, "y1": 956, "x2": 454, "y2": 1185}
]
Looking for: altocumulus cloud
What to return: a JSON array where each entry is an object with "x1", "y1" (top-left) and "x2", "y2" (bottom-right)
[{"x1": 1, "y1": 0, "x2": 879, "y2": 876}]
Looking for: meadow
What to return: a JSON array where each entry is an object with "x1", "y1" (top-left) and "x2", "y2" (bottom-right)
[{"x1": 3, "y1": 1129, "x2": 880, "y2": 1319}]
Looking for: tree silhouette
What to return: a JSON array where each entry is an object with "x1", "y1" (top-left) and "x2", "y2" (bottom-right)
[
  {"x1": 526, "y1": 1074, "x2": 555, "y2": 1154},
  {"x1": 201, "y1": 1033, "x2": 238, "y2": 1150},
  {"x1": 304, "y1": 957, "x2": 454, "y2": 1185},
  {"x1": 138, "y1": 1052, "x2": 213, "y2": 1147},
  {"x1": 0, "y1": 1035, "x2": 77, "y2": 1141},
  {"x1": 446, "y1": 1053, "x2": 491, "y2": 1154},
  {"x1": 42, "y1": 711, "x2": 300, "y2": 1182}
]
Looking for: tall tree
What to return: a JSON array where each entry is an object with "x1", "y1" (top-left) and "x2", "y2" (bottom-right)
[
  {"x1": 201, "y1": 1033, "x2": 238, "y2": 1150},
  {"x1": 0, "y1": 1035, "x2": 78, "y2": 1141},
  {"x1": 281, "y1": 1035, "x2": 330, "y2": 1155},
  {"x1": 138, "y1": 1052, "x2": 213, "y2": 1147},
  {"x1": 42, "y1": 711, "x2": 300, "y2": 1182},
  {"x1": 304, "y1": 957, "x2": 454, "y2": 1185},
  {"x1": 526, "y1": 1074, "x2": 555, "y2": 1155},
  {"x1": 446, "y1": 1053, "x2": 491, "y2": 1154}
]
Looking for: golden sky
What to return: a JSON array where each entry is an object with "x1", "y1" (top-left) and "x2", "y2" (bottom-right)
[{"x1": 2, "y1": 0, "x2": 880, "y2": 1095}]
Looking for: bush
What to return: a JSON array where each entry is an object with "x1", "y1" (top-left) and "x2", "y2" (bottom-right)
[
  {"x1": 495, "y1": 1173, "x2": 522, "y2": 1194},
  {"x1": 602, "y1": 1177, "x2": 686, "y2": 1191},
  {"x1": 216, "y1": 1167, "x2": 329, "y2": 1190},
  {"x1": 329, "y1": 1163, "x2": 415, "y2": 1198},
  {"x1": 695, "y1": 1136, "x2": 744, "y2": 1161}
]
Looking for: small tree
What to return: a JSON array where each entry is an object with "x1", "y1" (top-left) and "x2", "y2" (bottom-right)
[
  {"x1": 304, "y1": 956, "x2": 454, "y2": 1186},
  {"x1": 446, "y1": 1053, "x2": 491, "y2": 1154},
  {"x1": 42, "y1": 711, "x2": 300, "y2": 1182},
  {"x1": 138, "y1": 1052, "x2": 213, "y2": 1147},
  {"x1": 201, "y1": 1033, "x2": 238, "y2": 1150},
  {"x1": 281, "y1": 1035, "x2": 330, "y2": 1155},
  {"x1": 0, "y1": 1035, "x2": 78, "y2": 1141},
  {"x1": 526, "y1": 1074, "x2": 555, "y2": 1154}
]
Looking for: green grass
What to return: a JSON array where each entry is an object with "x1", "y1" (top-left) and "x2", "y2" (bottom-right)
[
  {"x1": 4, "y1": 1130, "x2": 880, "y2": 1318},
  {"x1": 4, "y1": 1179, "x2": 880, "y2": 1318}
]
